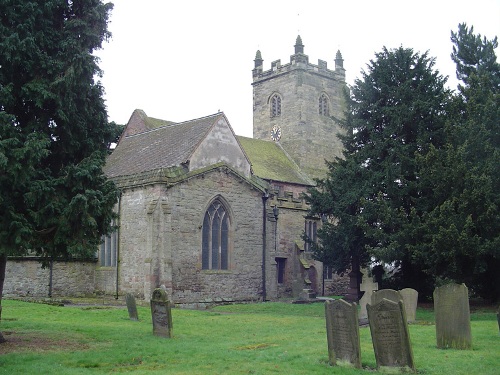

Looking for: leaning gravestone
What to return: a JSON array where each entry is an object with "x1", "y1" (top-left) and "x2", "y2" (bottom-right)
[
  {"x1": 150, "y1": 288, "x2": 173, "y2": 338},
  {"x1": 399, "y1": 288, "x2": 418, "y2": 323},
  {"x1": 367, "y1": 298, "x2": 415, "y2": 372},
  {"x1": 125, "y1": 293, "x2": 139, "y2": 321},
  {"x1": 359, "y1": 268, "x2": 378, "y2": 320},
  {"x1": 434, "y1": 283, "x2": 472, "y2": 349},
  {"x1": 325, "y1": 299, "x2": 361, "y2": 368},
  {"x1": 371, "y1": 288, "x2": 403, "y2": 306}
]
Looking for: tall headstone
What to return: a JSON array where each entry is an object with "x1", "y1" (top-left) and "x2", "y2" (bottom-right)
[
  {"x1": 399, "y1": 288, "x2": 418, "y2": 323},
  {"x1": 359, "y1": 269, "x2": 378, "y2": 320},
  {"x1": 434, "y1": 283, "x2": 472, "y2": 349},
  {"x1": 150, "y1": 288, "x2": 173, "y2": 338},
  {"x1": 367, "y1": 299, "x2": 415, "y2": 372},
  {"x1": 371, "y1": 289, "x2": 403, "y2": 306},
  {"x1": 125, "y1": 293, "x2": 139, "y2": 321},
  {"x1": 325, "y1": 299, "x2": 361, "y2": 368}
]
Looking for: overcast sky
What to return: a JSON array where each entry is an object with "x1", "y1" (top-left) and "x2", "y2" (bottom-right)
[{"x1": 95, "y1": 0, "x2": 500, "y2": 137}]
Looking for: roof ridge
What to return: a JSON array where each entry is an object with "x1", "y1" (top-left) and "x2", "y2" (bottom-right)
[{"x1": 123, "y1": 112, "x2": 223, "y2": 139}]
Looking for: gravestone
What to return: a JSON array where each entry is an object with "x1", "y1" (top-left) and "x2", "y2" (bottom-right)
[
  {"x1": 325, "y1": 299, "x2": 361, "y2": 368},
  {"x1": 359, "y1": 269, "x2": 378, "y2": 320},
  {"x1": 150, "y1": 288, "x2": 173, "y2": 338},
  {"x1": 434, "y1": 283, "x2": 472, "y2": 349},
  {"x1": 399, "y1": 288, "x2": 418, "y2": 323},
  {"x1": 125, "y1": 293, "x2": 139, "y2": 321},
  {"x1": 367, "y1": 298, "x2": 415, "y2": 372},
  {"x1": 371, "y1": 289, "x2": 403, "y2": 306}
]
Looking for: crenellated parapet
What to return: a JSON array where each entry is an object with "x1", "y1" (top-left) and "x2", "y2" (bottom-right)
[{"x1": 252, "y1": 35, "x2": 345, "y2": 83}]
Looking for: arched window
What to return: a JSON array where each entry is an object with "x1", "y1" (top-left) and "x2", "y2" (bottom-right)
[
  {"x1": 202, "y1": 199, "x2": 231, "y2": 270},
  {"x1": 319, "y1": 94, "x2": 329, "y2": 116},
  {"x1": 270, "y1": 94, "x2": 282, "y2": 117},
  {"x1": 304, "y1": 219, "x2": 317, "y2": 252}
]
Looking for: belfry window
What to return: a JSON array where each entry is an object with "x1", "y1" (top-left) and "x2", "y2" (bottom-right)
[
  {"x1": 271, "y1": 94, "x2": 282, "y2": 117},
  {"x1": 319, "y1": 94, "x2": 329, "y2": 116},
  {"x1": 202, "y1": 199, "x2": 231, "y2": 270}
]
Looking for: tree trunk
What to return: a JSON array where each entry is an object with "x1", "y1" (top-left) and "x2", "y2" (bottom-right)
[{"x1": 0, "y1": 253, "x2": 7, "y2": 343}]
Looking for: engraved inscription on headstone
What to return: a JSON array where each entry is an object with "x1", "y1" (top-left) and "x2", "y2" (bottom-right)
[
  {"x1": 325, "y1": 299, "x2": 361, "y2": 368},
  {"x1": 434, "y1": 283, "x2": 472, "y2": 349},
  {"x1": 125, "y1": 293, "x2": 139, "y2": 321},
  {"x1": 150, "y1": 288, "x2": 173, "y2": 338},
  {"x1": 399, "y1": 288, "x2": 418, "y2": 323},
  {"x1": 359, "y1": 268, "x2": 378, "y2": 320},
  {"x1": 367, "y1": 298, "x2": 415, "y2": 372},
  {"x1": 371, "y1": 289, "x2": 402, "y2": 306}
]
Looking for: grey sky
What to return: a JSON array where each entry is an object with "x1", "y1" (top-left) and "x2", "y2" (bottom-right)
[{"x1": 96, "y1": 0, "x2": 500, "y2": 137}]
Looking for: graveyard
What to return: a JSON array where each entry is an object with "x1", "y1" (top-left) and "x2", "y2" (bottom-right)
[{"x1": 0, "y1": 295, "x2": 498, "y2": 374}]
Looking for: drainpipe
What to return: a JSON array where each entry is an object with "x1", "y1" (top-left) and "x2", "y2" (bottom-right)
[
  {"x1": 262, "y1": 192, "x2": 269, "y2": 301},
  {"x1": 115, "y1": 191, "x2": 122, "y2": 300}
]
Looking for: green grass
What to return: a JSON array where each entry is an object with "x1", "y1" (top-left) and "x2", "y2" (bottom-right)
[{"x1": 0, "y1": 299, "x2": 498, "y2": 374}]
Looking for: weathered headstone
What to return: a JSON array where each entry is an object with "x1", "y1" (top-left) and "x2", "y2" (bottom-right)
[
  {"x1": 434, "y1": 283, "x2": 472, "y2": 349},
  {"x1": 367, "y1": 298, "x2": 415, "y2": 372},
  {"x1": 359, "y1": 269, "x2": 378, "y2": 320},
  {"x1": 371, "y1": 288, "x2": 403, "y2": 306},
  {"x1": 399, "y1": 288, "x2": 418, "y2": 323},
  {"x1": 325, "y1": 299, "x2": 361, "y2": 368},
  {"x1": 150, "y1": 288, "x2": 173, "y2": 338},
  {"x1": 125, "y1": 293, "x2": 139, "y2": 321}
]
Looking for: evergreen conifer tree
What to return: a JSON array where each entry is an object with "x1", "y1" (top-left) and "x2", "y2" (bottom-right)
[{"x1": 0, "y1": 0, "x2": 118, "y2": 342}]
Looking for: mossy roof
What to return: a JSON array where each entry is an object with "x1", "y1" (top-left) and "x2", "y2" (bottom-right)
[
  {"x1": 237, "y1": 136, "x2": 313, "y2": 186},
  {"x1": 104, "y1": 113, "x2": 222, "y2": 178}
]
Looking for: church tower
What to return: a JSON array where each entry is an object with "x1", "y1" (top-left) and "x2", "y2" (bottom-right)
[{"x1": 252, "y1": 36, "x2": 346, "y2": 180}]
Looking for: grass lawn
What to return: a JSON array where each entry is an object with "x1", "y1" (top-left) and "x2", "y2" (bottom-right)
[{"x1": 0, "y1": 299, "x2": 498, "y2": 374}]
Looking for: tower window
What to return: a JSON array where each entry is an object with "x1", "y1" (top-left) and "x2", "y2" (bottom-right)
[
  {"x1": 202, "y1": 198, "x2": 231, "y2": 270},
  {"x1": 319, "y1": 94, "x2": 329, "y2": 116},
  {"x1": 270, "y1": 94, "x2": 282, "y2": 117}
]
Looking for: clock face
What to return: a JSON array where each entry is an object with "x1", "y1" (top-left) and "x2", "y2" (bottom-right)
[{"x1": 270, "y1": 125, "x2": 282, "y2": 142}]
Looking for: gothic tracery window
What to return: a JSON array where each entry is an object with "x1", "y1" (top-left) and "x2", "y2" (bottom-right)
[
  {"x1": 304, "y1": 219, "x2": 317, "y2": 252},
  {"x1": 319, "y1": 94, "x2": 329, "y2": 116},
  {"x1": 270, "y1": 94, "x2": 282, "y2": 117},
  {"x1": 202, "y1": 199, "x2": 231, "y2": 270}
]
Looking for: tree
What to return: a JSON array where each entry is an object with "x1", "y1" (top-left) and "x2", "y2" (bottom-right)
[
  {"x1": 305, "y1": 47, "x2": 450, "y2": 297},
  {"x1": 414, "y1": 24, "x2": 500, "y2": 301},
  {"x1": 0, "y1": 0, "x2": 117, "y2": 342}
]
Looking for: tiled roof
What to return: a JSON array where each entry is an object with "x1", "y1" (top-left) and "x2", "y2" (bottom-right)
[
  {"x1": 237, "y1": 136, "x2": 314, "y2": 186},
  {"x1": 104, "y1": 113, "x2": 222, "y2": 178}
]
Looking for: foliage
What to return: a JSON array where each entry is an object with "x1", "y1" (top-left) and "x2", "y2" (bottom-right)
[
  {"x1": 0, "y1": 299, "x2": 499, "y2": 374},
  {"x1": 305, "y1": 46, "x2": 450, "y2": 294},
  {"x1": 0, "y1": 0, "x2": 117, "y2": 260},
  {"x1": 0, "y1": 0, "x2": 118, "y2": 343},
  {"x1": 413, "y1": 23, "x2": 500, "y2": 301}
]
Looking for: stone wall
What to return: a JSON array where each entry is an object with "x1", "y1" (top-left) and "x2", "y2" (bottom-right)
[
  {"x1": 252, "y1": 53, "x2": 346, "y2": 180},
  {"x1": 4, "y1": 259, "x2": 96, "y2": 297},
  {"x1": 117, "y1": 167, "x2": 266, "y2": 305}
]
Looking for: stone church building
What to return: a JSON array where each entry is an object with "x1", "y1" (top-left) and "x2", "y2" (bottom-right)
[{"x1": 5, "y1": 36, "x2": 349, "y2": 306}]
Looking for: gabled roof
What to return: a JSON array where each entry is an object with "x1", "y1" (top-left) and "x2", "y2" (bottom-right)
[
  {"x1": 104, "y1": 112, "x2": 224, "y2": 178},
  {"x1": 237, "y1": 136, "x2": 314, "y2": 186}
]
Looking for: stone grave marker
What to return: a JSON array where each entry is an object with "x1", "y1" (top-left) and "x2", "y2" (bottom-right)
[
  {"x1": 325, "y1": 299, "x2": 361, "y2": 368},
  {"x1": 367, "y1": 298, "x2": 415, "y2": 372},
  {"x1": 125, "y1": 293, "x2": 139, "y2": 321},
  {"x1": 371, "y1": 288, "x2": 403, "y2": 306},
  {"x1": 434, "y1": 283, "x2": 472, "y2": 349},
  {"x1": 150, "y1": 288, "x2": 173, "y2": 338},
  {"x1": 359, "y1": 268, "x2": 378, "y2": 320},
  {"x1": 399, "y1": 288, "x2": 418, "y2": 323}
]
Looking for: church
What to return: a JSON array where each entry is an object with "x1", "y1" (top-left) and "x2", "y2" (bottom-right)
[{"x1": 5, "y1": 36, "x2": 349, "y2": 306}]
